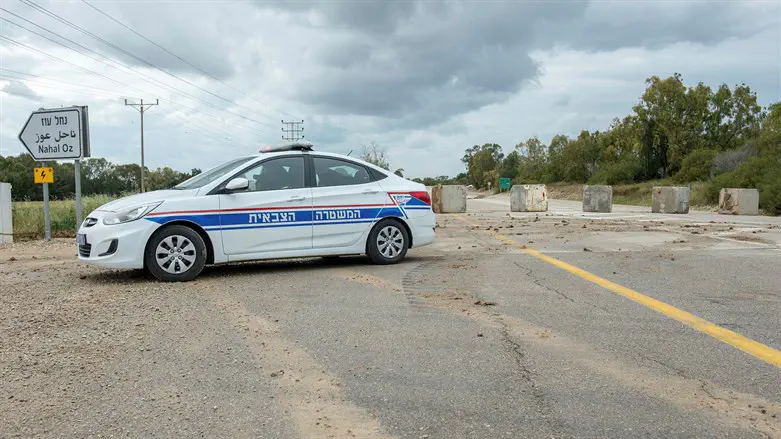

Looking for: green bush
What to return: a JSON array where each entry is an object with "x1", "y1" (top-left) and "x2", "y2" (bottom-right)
[
  {"x1": 673, "y1": 149, "x2": 717, "y2": 183},
  {"x1": 706, "y1": 155, "x2": 781, "y2": 214},
  {"x1": 588, "y1": 156, "x2": 642, "y2": 185}
]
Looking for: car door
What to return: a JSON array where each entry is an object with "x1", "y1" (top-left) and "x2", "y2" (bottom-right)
[
  {"x1": 218, "y1": 155, "x2": 313, "y2": 255},
  {"x1": 310, "y1": 155, "x2": 391, "y2": 249}
]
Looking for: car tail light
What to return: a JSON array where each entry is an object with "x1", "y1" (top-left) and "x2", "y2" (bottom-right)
[{"x1": 409, "y1": 191, "x2": 431, "y2": 205}]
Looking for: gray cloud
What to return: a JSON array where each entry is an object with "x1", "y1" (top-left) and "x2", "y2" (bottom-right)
[
  {"x1": 268, "y1": 0, "x2": 419, "y2": 34},
  {"x1": 253, "y1": 0, "x2": 773, "y2": 131},
  {"x1": 83, "y1": 2, "x2": 238, "y2": 80},
  {"x1": 257, "y1": 2, "x2": 581, "y2": 127},
  {"x1": 1, "y1": 0, "x2": 777, "y2": 178},
  {"x1": 572, "y1": 1, "x2": 774, "y2": 51},
  {"x1": 5, "y1": 0, "x2": 238, "y2": 80}
]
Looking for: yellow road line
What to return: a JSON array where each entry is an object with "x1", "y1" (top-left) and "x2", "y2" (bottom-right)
[{"x1": 454, "y1": 215, "x2": 781, "y2": 368}]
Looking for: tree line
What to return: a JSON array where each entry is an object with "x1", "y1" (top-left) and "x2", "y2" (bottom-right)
[
  {"x1": 0, "y1": 154, "x2": 200, "y2": 201},
  {"x1": 3, "y1": 73, "x2": 778, "y2": 213},
  {"x1": 453, "y1": 74, "x2": 781, "y2": 214}
]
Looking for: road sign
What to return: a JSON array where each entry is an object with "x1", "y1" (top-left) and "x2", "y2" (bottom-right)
[
  {"x1": 18, "y1": 106, "x2": 91, "y2": 160},
  {"x1": 499, "y1": 177, "x2": 511, "y2": 190},
  {"x1": 34, "y1": 167, "x2": 54, "y2": 184}
]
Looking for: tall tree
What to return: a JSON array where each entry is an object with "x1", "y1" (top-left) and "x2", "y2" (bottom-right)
[
  {"x1": 705, "y1": 83, "x2": 762, "y2": 150},
  {"x1": 462, "y1": 143, "x2": 504, "y2": 189},
  {"x1": 360, "y1": 142, "x2": 390, "y2": 170},
  {"x1": 498, "y1": 151, "x2": 522, "y2": 181}
]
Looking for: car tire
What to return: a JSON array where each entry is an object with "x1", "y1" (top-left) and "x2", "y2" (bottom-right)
[
  {"x1": 367, "y1": 219, "x2": 409, "y2": 265},
  {"x1": 145, "y1": 225, "x2": 207, "y2": 282}
]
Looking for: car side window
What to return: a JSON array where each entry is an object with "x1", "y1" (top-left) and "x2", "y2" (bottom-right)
[
  {"x1": 235, "y1": 156, "x2": 305, "y2": 192},
  {"x1": 313, "y1": 157, "x2": 373, "y2": 187}
]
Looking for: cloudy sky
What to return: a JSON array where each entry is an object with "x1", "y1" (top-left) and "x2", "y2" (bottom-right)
[{"x1": 1, "y1": 0, "x2": 779, "y2": 178}]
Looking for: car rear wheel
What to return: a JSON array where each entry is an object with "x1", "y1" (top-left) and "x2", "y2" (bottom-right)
[
  {"x1": 145, "y1": 225, "x2": 207, "y2": 282},
  {"x1": 367, "y1": 219, "x2": 409, "y2": 265}
]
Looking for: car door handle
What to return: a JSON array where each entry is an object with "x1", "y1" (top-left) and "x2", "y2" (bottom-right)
[
  {"x1": 287, "y1": 195, "x2": 307, "y2": 202},
  {"x1": 362, "y1": 189, "x2": 379, "y2": 194}
]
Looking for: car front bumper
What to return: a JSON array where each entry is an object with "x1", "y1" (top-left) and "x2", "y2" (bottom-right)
[{"x1": 77, "y1": 212, "x2": 158, "y2": 269}]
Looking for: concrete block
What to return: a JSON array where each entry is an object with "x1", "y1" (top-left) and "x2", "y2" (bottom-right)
[
  {"x1": 651, "y1": 186, "x2": 689, "y2": 214},
  {"x1": 719, "y1": 188, "x2": 759, "y2": 215},
  {"x1": 431, "y1": 185, "x2": 467, "y2": 213},
  {"x1": 510, "y1": 184, "x2": 548, "y2": 212},
  {"x1": 0, "y1": 183, "x2": 12, "y2": 244},
  {"x1": 582, "y1": 185, "x2": 612, "y2": 213}
]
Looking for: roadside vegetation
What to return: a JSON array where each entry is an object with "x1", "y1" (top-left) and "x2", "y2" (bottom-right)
[
  {"x1": 448, "y1": 74, "x2": 781, "y2": 215},
  {"x1": 0, "y1": 155, "x2": 200, "y2": 201},
  {"x1": 12, "y1": 195, "x2": 114, "y2": 240},
  {"x1": 546, "y1": 181, "x2": 713, "y2": 210},
  {"x1": 2, "y1": 74, "x2": 779, "y2": 240}
]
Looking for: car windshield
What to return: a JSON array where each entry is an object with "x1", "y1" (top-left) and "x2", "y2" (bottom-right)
[{"x1": 174, "y1": 157, "x2": 254, "y2": 190}]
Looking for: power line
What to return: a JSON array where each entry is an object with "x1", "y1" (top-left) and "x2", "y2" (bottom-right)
[
  {"x1": 0, "y1": 12, "x2": 276, "y2": 136},
  {"x1": 0, "y1": 75, "x2": 251, "y2": 152},
  {"x1": 0, "y1": 36, "x2": 271, "y2": 144},
  {"x1": 163, "y1": 98, "x2": 258, "y2": 135},
  {"x1": 2, "y1": 9, "x2": 282, "y2": 150},
  {"x1": 0, "y1": 34, "x2": 152, "y2": 96},
  {"x1": 0, "y1": 76, "x2": 122, "y2": 100},
  {"x1": 80, "y1": 0, "x2": 299, "y2": 121},
  {"x1": 163, "y1": 101, "x2": 251, "y2": 146},
  {"x1": 161, "y1": 99, "x2": 267, "y2": 146},
  {"x1": 0, "y1": 34, "x2": 274, "y2": 143},
  {"x1": 17, "y1": 0, "x2": 283, "y2": 128},
  {"x1": 0, "y1": 70, "x2": 136, "y2": 98}
]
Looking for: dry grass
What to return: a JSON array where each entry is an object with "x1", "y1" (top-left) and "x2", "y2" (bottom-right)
[
  {"x1": 546, "y1": 181, "x2": 715, "y2": 210},
  {"x1": 12, "y1": 195, "x2": 115, "y2": 240}
]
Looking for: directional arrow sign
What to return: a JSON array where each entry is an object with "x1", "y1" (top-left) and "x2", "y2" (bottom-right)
[{"x1": 18, "y1": 107, "x2": 90, "y2": 160}]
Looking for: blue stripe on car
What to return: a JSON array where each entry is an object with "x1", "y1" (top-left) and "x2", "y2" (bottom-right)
[{"x1": 145, "y1": 206, "x2": 405, "y2": 231}]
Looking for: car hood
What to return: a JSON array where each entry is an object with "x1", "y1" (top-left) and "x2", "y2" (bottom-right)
[{"x1": 96, "y1": 189, "x2": 196, "y2": 212}]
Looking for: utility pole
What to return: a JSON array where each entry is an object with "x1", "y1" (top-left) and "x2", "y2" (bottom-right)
[
  {"x1": 125, "y1": 99, "x2": 159, "y2": 192},
  {"x1": 281, "y1": 119, "x2": 304, "y2": 142}
]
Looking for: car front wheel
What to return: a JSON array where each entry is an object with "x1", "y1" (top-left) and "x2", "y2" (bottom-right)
[
  {"x1": 367, "y1": 219, "x2": 409, "y2": 264},
  {"x1": 145, "y1": 225, "x2": 207, "y2": 282}
]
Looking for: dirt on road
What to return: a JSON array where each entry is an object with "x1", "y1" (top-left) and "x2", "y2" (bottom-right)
[{"x1": 1, "y1": 210, "x2": 779, "y2": 438}]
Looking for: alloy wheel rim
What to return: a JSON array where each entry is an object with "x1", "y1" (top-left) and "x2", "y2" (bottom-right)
[
  {"x1": 377, "y1": 225, "x2": 403, "y2": 259},
  {"x1": 155, "y1": 235, "x2": 196, "y2": 274}
]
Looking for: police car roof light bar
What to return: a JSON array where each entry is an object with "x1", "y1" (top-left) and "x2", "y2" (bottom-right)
[{"x1": 258, "y1": 140, "x2": 314, "y2": 153}]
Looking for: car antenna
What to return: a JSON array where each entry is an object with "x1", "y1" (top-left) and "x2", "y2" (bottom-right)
[{"x1": 346, "y1": 150, "x2": 353, "y2": 156}]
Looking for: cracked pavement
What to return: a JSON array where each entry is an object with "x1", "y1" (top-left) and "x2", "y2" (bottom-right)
[{"x1": 1, "y1": 196, "x2": 780, "y2": 438}]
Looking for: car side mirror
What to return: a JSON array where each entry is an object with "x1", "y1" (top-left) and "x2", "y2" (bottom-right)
[{"x1": 223, "y1": 177, "x2": 249, "y2": 193}]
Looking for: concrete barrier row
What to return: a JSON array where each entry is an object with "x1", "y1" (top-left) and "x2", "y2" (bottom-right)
[
  {"x1": 430, "y1": 185, "x2": 467, "y2": 213},
  {"x1": 719, "y1": 188, "x2": 759, "y2": 215},
  {"x1": 426, "y1": 184, "x2": 761, "y2": 216},
  {"x1": 510, "y1": 184, "x2": 547, "y2": 212},
  {"x1": 651, "y1": 186, "x2": 690, "y2": 214}
]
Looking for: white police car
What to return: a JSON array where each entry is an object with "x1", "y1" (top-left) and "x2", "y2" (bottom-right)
[{"x1": 77, "y1": 142, "x2": 435, "y2": 281}]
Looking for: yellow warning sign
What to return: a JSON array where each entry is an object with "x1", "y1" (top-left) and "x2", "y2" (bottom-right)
[{"x1": 34, "y1": 167, "x2": 54, "y2": 184}]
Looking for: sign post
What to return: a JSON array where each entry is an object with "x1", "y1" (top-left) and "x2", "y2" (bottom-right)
[
  {"x1": 19, "y1": 106, "x2": 90, "y2": 238},
  {"x1": 34, "y1": 165, "x2": 54, "y2": 240},
  {"x1": 74, "y1": 159, "x2": 82, "y2": 230},
  {"x1": 42, "y1": 165, "x2": 51, "y2": 241}
]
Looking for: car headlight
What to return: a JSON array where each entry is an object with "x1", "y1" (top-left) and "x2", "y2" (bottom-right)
[{"x1": 103, "y1": 202, "x2": 162, "y2": 225}]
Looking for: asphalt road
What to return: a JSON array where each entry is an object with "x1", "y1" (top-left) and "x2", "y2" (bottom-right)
[{"x1": 1, "y1": 196, "x2": 779, "y2": 438}]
